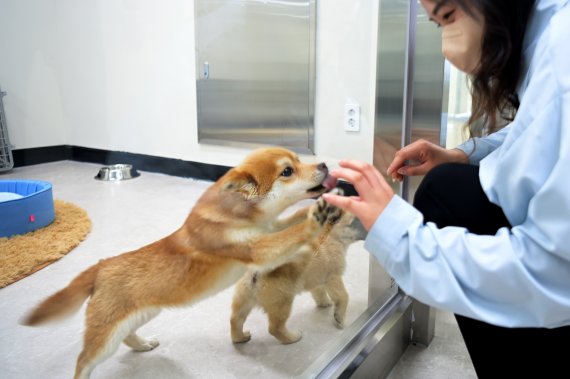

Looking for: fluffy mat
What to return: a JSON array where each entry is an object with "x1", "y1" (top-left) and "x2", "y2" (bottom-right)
[{"x1": 0, "y1": 200, "x2": 92, "y2": 288}]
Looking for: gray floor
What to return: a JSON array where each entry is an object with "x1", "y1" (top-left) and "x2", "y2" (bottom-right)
[
  {"x1": 386, "y1": 309, "x2": 477, "y2": 379},
  {"x1": 0, "y1": 161, "x2": 477, "y2": 378}
]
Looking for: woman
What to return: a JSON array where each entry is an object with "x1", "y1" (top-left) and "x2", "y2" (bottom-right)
[{"x1": 324, "y1": 0, "x2": 570, "y2": 377}]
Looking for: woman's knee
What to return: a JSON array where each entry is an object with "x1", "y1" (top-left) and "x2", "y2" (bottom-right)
[
  {"x1": 413, "y1": 163, "x2": 479, "y2": 227},
  {"x1": 413, "y1": 163, "x2": 471, "y2": 207}
]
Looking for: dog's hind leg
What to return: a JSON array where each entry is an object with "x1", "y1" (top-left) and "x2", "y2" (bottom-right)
[
  {"x1": 266, "y1": 296, "x2": 302, "y2": 344},
  {"x1": 325, "y1": 276, "x2": 349, "y2": 329},
  {"x1": 74, "y1": 307, "x2": 160, "y2": 379},
  {"x1": 74, "y1": 315, "x2": 130, "y2": 379},
  {"x1": 310, "y1": 286, "x2": 333, "y2": 308},
  {"x1": 230, "y1": 276, "x2": 257, "y2": 343},
  {"x1": 122, "y1": 308, "x2": 161, "y2": 351},
  {"x1": 123, "y1": 334, "x2": 160, "y2": 352}
]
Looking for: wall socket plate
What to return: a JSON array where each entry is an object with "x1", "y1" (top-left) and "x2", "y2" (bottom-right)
[{"x1": 344, "y1": 103, "x2": 360, "y2": 132}]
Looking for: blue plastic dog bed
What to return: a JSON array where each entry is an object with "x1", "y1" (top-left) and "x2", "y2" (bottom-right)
[{"x1": 0, "y1": 180, "x2": 55, "y2": 238}]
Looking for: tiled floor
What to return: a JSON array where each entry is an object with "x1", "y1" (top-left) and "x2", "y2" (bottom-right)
[{"x1": 0, "y1": 161, "x2": 477, "y2": 378}]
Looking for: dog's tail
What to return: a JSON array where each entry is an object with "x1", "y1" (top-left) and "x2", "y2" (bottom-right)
[{"x1": 22, "y1": 264, "x2": 99, "y2": 326}]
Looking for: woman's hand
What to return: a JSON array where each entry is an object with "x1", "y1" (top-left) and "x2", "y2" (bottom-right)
[
  {"x1": 323, "y1": 160, "x2": 394, "y2": 231},
  {"x1": 387, "y1": 139, "x2": 468, "y2": 182}
]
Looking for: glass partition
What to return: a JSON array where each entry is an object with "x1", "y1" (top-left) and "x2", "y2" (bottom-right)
[{"x1": 445, "y1": 64, "x2": 472, "y2": 148}]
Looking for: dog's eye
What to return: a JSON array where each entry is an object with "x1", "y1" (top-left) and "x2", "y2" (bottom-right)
[{"x1": 281, "y1": 167, "x2": 294, "y2": 177}]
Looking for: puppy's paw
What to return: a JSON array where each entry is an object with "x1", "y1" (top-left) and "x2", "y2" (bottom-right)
[
  {"x1": 309, "y1": 188, "x2": 344, "y2": 227},
  {"x1": 334, "y1": 311, "x2": 345, "y2": 329},
  {"x1": 315, "y1": 299, "x2": 333, "y2": 308},
  {"x1": 274, "y1": 329, "x2": 303, "y2": 344},
  {"x1": 131, "y1": 337, "x2": 160, "y2": 352},
  {"x1": 232, "y1": 330, "x2": 252, "y2": 344},
  {"x1": 144, "y1": 338, "x2": 160, "y2": 350}
]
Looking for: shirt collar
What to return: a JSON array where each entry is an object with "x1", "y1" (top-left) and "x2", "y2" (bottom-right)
[{"x1": 517, "y1": 0, "x2": 569, "y2": 96}]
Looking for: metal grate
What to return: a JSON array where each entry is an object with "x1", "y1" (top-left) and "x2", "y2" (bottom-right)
[{"x1": 0, "y1": 87, "x2": 14, "y2": 172}]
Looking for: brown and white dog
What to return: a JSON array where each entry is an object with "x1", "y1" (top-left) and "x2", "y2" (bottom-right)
[
  {"x1": 22, "y1": 147, "x2": 342, "y2": 379},
  {"x1": 230, "y1": 211, "x2": 357, "y2": 344}
]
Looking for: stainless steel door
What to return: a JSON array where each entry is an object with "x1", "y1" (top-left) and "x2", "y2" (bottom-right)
[{"x1": 195, "y1": 0, "x2": 316, "y2": 152}]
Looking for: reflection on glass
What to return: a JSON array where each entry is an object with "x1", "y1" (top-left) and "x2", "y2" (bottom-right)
[{"x1": 445, "y1": 64, "x2": 472, "y2": 148}]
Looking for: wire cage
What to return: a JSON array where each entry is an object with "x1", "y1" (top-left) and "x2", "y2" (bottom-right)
[{"x1": 0, "y1": 87, "x2": 14, "y2": 172}]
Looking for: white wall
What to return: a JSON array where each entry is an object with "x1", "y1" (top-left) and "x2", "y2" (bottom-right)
[
  {"x1": 0, "y1": 0, "x2": 66, "y2": 149},
  {"x1": 0, "y1": 0, "x2": 379, "y2": 167}
]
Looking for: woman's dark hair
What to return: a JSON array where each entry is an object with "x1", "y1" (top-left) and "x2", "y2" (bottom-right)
[{"x1": 452, "y1": 0, "x2": 536, "y2": 136}]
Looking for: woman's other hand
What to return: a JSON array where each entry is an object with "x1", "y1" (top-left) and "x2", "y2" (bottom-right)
[
  {"x1": 387, "y1": 139, "x2": 468, "y2": 182},
  {"x1": 323, "y1": 160, "x2": 394, "y2": 231}
]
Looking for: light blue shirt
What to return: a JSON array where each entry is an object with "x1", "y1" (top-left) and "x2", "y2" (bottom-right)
[{"x1": 365, "y1": 0, "x2": 570, "y2": 328}]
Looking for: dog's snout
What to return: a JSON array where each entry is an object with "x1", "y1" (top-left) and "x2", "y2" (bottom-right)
[{"x1": 317, "y1": 163, "x2": 328, "y2": 175}]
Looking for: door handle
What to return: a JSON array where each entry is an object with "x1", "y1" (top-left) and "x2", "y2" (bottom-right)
[{"x1": 203, "y1": 62, "x2": 209, "y2": 79}]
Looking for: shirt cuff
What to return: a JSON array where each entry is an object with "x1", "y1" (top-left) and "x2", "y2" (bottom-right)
[
  {"x1": 364, "y1": 195, "x2": 423, "y2": 266},
  {"x1": 456, "y1": 139, "x2": 484, "y2": 165}
]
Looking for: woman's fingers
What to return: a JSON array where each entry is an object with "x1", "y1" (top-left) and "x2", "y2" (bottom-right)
[
  {"x1": 387, "y1": 154, "x2": 407, "y2": 176},
  {"x1": 387, "y1": 139, "x2": 441, "y2": 178},
  {"x1": 341, "y1": 159, "x2": 387, "y2": 188},
  {"x1": 330, "y1": 167, "x2": 374, "y2": 197},
  {"x1": 322, "y1": 193, "x2": 360, "y2": 214},
  {"x1": 323, "y1": 193, "x2": 378, "y2": 230},
  {"x1": 331, "y1": 169, "x2": 381, "y2": 204},
  {"x1": 396, "y1": 161, "x2": 431, "y2": 177},
  {"x1": 324, "y1": 160, "x2": 395, "y2": 230},
  {"x1": 331, "y1": 160, "x2": 395, "y2": 196},
  {"x1": 390, "y1": 140, "x2": 422, "y2": 164}
]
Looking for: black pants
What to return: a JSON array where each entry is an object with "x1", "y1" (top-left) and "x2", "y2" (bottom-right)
[{"x1": 413, "y1": 163, "x2": 570, "y2": 379}]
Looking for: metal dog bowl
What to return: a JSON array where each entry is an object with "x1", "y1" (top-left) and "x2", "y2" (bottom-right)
[{"x1": 94, "y1": 164, "x2": 140, "y2": 181}]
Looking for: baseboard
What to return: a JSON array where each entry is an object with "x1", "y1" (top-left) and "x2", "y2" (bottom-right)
[
  {"x1": 12, "y1": 146, "x2": 71, "y2": 167},
  {"x1": 11, "y1": 145, "x2": 358, "y2": 195},
  {"x1": 12, "y1": 145, "x2": 231, "y2": 182}
]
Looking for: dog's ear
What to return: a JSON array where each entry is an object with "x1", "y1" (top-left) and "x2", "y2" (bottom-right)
[{"x1": 221, "y1": 170, "x2": 258, "y2": 199}]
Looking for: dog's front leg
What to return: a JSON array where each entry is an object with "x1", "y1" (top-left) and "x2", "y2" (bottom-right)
[
  {"x1": 250, "y1": 191, "x2": 343, "y2": 271},
  {"x1": 272, "y1": 206, "x2": 310, "y2": 231}
]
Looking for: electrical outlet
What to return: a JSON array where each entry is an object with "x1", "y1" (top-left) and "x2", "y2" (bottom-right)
[{"x1": 344, "y1": 103, "x2": 360, "y2": 132}]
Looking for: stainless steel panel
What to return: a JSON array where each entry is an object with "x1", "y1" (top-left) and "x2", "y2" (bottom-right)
[
  {"x1": 407, "y1": 3, "x2": 445, "y2": 347},
  {"x1": 411, "y1": 299, "x2": 436, "y2": 347},
  {"x1": 301, "y1": 290, "x2": 412, "y2": 379},
  {"x1": 370, "y1": 0, "x2": 411, "y2": 305},
  {"x1": 195, "y1": 0, "x2": 316, "y2": 152},
  {"x1": 371, "y1": 0, "x2": 445, "y2": 351},
  {"x1": 350, "y1": 301, "x2": 413, "y2": 379},
  {"x1": 407, "y1": 2, "x2": 445, "y2": 202}
]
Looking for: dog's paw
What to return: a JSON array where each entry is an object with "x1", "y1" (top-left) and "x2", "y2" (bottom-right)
[
  {"x1": 232, "y1": 330, "x2": 252, "y2": 344},
  {"x1": 273, "y1": 329, "x2": 303, "y2": 344},
  {"x1": 334, "y1": 310, "x2": 345, "y2": 329},
  {"x1": 132, "y1": 337, "x2": 160, "y2": 352},
  {"x1": 309, "y1": 188, "x2": 344, "y2": 227},
  {"x1": 316, "y1": 300, "x2": 333, "y2": 308}
]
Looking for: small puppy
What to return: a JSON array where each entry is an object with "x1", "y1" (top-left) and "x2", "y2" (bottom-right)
[
  {"x1": 230, "y1": 210, "x2": 358, "y2": 344},
  {"x1": 22, "y1": 147, "x2": 342, "y2": 379}
]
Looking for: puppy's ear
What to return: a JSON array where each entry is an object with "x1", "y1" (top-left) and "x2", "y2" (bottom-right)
[{"x1": 221, "y1": 171, "x2": 258, "y2": 199}]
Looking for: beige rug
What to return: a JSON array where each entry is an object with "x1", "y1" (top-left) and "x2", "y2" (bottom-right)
[{"x1": 0, "y1": 200, "x2": 92, "y2": 288}]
